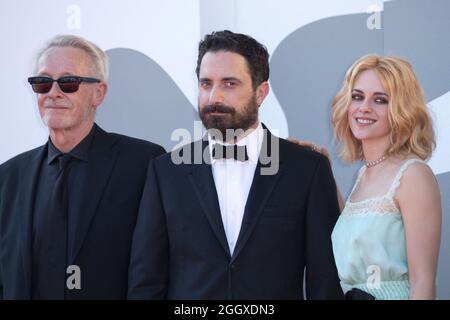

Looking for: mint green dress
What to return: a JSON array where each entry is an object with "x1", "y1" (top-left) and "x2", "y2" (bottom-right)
[{"x1": 332, "y1": 159, "x2": 425, "y2": 300}]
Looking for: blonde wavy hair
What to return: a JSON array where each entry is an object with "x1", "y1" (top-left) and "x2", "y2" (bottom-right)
[{"x1": 332, "y1": 54, "x2": 435, "y2": 162}]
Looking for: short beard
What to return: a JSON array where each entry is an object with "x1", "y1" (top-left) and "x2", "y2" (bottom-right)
[{"x1": 199, "y1": 95, "x2": 259, "y2": 141}]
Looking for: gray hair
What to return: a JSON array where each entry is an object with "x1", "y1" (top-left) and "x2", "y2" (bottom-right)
[{"x1": 35, "y1": 34, "x2": 109, "y2": 81}]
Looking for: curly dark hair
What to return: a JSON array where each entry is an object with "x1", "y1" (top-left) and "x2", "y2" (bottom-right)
[{"x1": 196, "y1": 30, "x2": 269, "y2": 89}]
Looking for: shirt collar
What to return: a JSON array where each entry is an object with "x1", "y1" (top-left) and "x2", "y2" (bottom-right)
[
  {"x1": 47, "y1": 123, "x2": 97, "y2": 165},
  {"x1": 208, "y1": 122, "x2": 263, "y2": 165}
]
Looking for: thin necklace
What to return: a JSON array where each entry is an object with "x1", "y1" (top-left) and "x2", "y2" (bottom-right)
[{"x1": 365, "y1": 154, "x2": 387, "y2": 168}]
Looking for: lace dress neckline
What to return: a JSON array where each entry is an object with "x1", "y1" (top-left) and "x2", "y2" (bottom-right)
[{"x1": 343, "y1": 158, "x2": 425, "y2": 216}]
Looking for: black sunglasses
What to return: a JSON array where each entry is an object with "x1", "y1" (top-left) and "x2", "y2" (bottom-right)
[{"x1": 27, "y1": 76, "x2": 101, "y2": 93}]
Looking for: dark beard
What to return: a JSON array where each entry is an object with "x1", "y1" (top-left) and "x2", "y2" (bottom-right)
[{"x1": 199, "y1": 95, "x2": 259, "y2": 141}]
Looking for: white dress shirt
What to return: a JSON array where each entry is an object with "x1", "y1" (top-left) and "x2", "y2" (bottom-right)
[{"x1": 208, "y1": 122, "x2": 264, "y2": 255}]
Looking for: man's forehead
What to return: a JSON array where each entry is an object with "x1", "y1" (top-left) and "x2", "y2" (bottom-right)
[
  {"x1": 199, "y1": 51, "x2": 251, "y2": 79},
  {"x1": 37, "y1": 47, "x2": 92, "y2": 74}
]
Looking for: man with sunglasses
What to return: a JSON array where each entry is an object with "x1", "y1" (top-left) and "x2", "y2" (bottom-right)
[{"x1": 0, "y1": 35, "x2": 165, "y2": 299}]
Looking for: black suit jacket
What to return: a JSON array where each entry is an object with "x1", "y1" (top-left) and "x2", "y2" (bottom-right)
[
  {"x1": 128, "y1": 127, "x2": 343, "y2": 299},
  {"x1": 0, "y1": 125, "x2": 165, "y2": 299}
]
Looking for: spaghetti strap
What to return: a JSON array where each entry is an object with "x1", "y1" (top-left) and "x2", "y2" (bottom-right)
[
  {"x1": 386, "y1": 158, "x2": 426, "y2": 198},
  {"x1": 348, "y1": 166, "x2": 366, "y2": 199}
]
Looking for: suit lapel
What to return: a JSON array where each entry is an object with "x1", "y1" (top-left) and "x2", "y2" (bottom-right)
[
  {"x1": 186, "y1": 140, "x2": 231, "y2": 257},
  {"x1": 69, "y1": 126, "x2": 119, "y2": 264},
  {"x1": 232, "y1": 128, "x2": 283, "y2": 261},
  {"x1": 18, "y1": 146, "x2": 47, "y2": 298}
]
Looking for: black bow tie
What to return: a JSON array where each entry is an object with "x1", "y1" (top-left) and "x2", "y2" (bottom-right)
[{"x1": 212, "y1": 143, "x2": 249, "y2": 162}]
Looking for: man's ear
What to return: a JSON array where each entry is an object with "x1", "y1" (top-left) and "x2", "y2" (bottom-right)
[
  {"x1": 92, "y1": 82, "x2": 108, "y2": 107},
  {"x1": 255, "y1": 81, "x2": 270, "y2": 107}
]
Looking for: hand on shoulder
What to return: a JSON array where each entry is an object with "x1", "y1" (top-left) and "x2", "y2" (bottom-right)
[{"x1": 287, "y1": 137, "x2": 331, "y2": 163}]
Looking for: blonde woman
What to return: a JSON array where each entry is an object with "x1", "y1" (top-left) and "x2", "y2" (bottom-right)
[{"x1": 292, "y1": 55, "x2": 441, "y2": 299}]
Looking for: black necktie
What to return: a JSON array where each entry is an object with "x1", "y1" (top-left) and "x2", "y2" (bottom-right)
[
  {"x1": 212, "y1": 143, "x2": 249, "y2": 161},
  {"x1": 33, "y1": 154, "x2": 73, "y2": 299}
]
